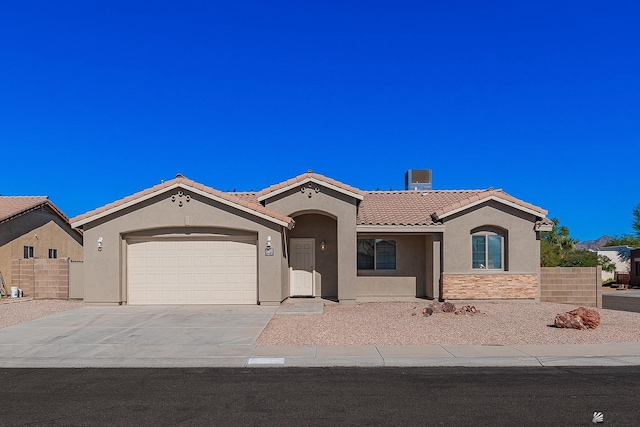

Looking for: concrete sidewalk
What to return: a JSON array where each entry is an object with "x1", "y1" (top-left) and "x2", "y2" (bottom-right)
[{"x1": 1, "y1": 303, "x2": 640, "y2": 368}]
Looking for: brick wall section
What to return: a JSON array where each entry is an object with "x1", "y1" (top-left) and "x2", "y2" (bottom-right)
[
  {"x1": 539, "y1": 267, "x2": 601, "y2": 308},
  {"x1": 10, "y1": 258, "x2": 70, "y2": 299},
  {"x1": 442, "y1": 274, "x2": 537, "y2": 299}
]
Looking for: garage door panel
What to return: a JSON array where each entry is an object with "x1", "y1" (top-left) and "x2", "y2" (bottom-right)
[{"x1": 128, "y1": 239, "x2": 257, "y2": 305}]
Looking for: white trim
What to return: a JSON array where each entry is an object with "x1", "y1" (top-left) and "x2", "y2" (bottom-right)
[
  {"x1": 435, "y1": 195, "x2": 546, "y2": 220},
  {"x1": 72, "y1": 183, "x2": 291, "y2": 229},
  {"x1": 356, "y1": 225, "x2": 445, "y2": 233},
  {"x1": 257, "y1": 177, "x2": 364, "y2": 202}
]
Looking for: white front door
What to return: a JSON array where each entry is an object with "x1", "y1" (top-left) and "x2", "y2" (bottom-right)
[{"x1": 290, "y1": 238, "x2": 314, "y2": 296}]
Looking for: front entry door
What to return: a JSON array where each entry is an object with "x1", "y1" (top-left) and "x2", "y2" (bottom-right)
[{"x1": 290, "y1": 238, "x2": 314, "y2": 296}]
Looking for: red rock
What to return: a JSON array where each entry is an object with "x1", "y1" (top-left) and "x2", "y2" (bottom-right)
[
  {"x1": 442, "y1": 302, "x2": 456, "y2": 313},
  {"x1": 554, "y1": 312, "x2": 586, "y2": 330},
  {"x1": 569, "y1": 307, "x2": 600, "y2": 329}
]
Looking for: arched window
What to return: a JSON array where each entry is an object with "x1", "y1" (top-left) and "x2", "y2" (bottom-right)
[{"x1": 471, "y1": 229, "x2": 505, "y2": 270}]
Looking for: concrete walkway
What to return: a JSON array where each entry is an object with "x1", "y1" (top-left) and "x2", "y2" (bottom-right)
[{"x1": 1, "y1": 303, "x2": 640, "y2": 368}]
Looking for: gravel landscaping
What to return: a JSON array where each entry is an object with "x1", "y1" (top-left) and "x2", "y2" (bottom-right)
[
  {"x1": 0, "y1": 299, "x2": 84, "y2": 329},
  {"x1": 3, "y1": 299, "x2": 640, "y2": 347},
  {"x1": 256, "y1": 301, "x2": 640, "y2": 346}
]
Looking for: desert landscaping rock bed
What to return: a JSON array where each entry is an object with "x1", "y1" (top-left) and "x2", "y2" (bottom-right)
[
  {"x1": 256, "y1": 301, "x2": 640, "y2": 346},
  {"x1": 0, "y1": 299, "x2": 84, "y2": 329},
  {"x1": 2, "y1": 300, "x2": 640, "y2": 347}
]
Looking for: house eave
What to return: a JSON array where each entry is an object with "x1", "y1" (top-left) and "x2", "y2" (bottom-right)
[
  {"x1": 356, "y1": 225, "x2": 445, "y2": 233},
  {"x1": 435, "y1": 195, "x2": 546, "y2": 220},
  {"x1": 72, "y1": 183, "x2": 293, "y2": 229},
  {"x1": 257, "y1": 177, "x2": 365, "y2": 202}
]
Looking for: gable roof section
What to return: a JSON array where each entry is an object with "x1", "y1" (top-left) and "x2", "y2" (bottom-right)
[
  {"x1": 0, "y1": 196, "x2": 69, "y2": 224},
  {"x1": 432, "y1": 189, "x2": 548, "y2": 220},
  {"x1": 0, "y1": 196, "x2": 83, "y2": 237},
  {"x1": 0, "y1": 196, "x2": 48, "y2": 223},
  {"x1": 70, "y1": 175, "x2": 295, "y2": 229},
  {"x1": 357, "y1": 189, "x2": 547, "y2": 227},
  {"x1": 256, "y1": 171, "x2": 365, "y2": 202}
]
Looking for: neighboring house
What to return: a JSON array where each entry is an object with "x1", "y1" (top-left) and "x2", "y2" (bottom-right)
[
  {"x1": 631, "y1": 248, "x2": 640, "y2": 288},
  {"x1": 70, "y1": 171, "x2": 552, "y2": 305},
  {"x1": 597, "y1": 246, "x2": 631, "y2": 282},
  {"x1": 0, "y1": 196, "x2": 83, "y2": 288}
]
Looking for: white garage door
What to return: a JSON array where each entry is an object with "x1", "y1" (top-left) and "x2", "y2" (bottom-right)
[{"x1": 127, "y1": 239, "x2": 257, "y2": 305}]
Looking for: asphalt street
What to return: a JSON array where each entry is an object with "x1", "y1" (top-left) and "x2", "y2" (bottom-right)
[{"x1": 1, "y1": 366, "x2": 639, "y2": 426}]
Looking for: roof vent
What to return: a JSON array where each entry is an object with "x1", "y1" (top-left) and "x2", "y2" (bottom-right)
[{"x1": 405, "y1": 169, "x2": 432, "y2": 191}]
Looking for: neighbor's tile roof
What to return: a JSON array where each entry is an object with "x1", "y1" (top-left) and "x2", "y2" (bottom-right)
[
  {"x1": 0, "y1": 196, "x2": 63, "y2": 224},
  {"x1": 357, "y1": 189, "x2": 548, "y2": 226},
  {"x1": 70, "y1": 175, "x2": 295, "y2": 227},
  {"x1": 0, "y1": 196, "x2": 81, "y2": 236},
  {"x1": 256, "y1": 171, "x2": 366, "y2": 199}
]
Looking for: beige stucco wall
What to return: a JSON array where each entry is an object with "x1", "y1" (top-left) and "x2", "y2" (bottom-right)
[
  {"x1": 80, "y1": 187, "x2": 286, "y2": 305},
  {"x1": 597, "y1": 249, "x2": 630, "y2": 281},
  {"x1": 264, "y1": 185, "x2": 358, "y2": 303},
  {"x1": 442, "y1": 201, "x2": 541, "y2": 274},
  {"x1": 356, "y1": 234, "x2": 427, "y2": 298},
  {"x1": 0, "y1": 208, "x2": 83, "y2": 288},
  {"x1": 440, "y1": 201, "x2": 541, "y2": 300}
]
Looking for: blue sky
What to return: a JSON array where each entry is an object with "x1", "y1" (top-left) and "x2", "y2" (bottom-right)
[{"x1": 1, "y1": 1, "x2": 638, "y2": 241}]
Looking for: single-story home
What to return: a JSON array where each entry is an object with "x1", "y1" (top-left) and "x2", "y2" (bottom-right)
[
  {"x1": 0, "y1": 196, "x2": 83, "y2": 289},
  {"x1": 70, "y1": 171, "x2": 552, "y2": 305}
]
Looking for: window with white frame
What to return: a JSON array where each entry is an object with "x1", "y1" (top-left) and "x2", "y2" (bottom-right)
[
  {"x1": 472, "y1": 233, "x2": 503, "y2": 269},
  {"x1": 49, "y1": 249, "x2": 58, "y2": 259},
  {"x1": 357, "y1": 239, "x2": 396, "y2": 270},
  {"x1": 23, "y1": 246, "x2": 34, "y2": 259}
]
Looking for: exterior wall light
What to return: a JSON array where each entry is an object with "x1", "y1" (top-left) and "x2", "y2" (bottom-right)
[
  {"x1": 320, "y1": 241, "x2": 326, "y2": 251},
  {"x1": 97, "y1": 237, "x2": 103, "y2": 251},
  {"x1": 266, "y1": 235, "x2": 272, "y2": 249}
]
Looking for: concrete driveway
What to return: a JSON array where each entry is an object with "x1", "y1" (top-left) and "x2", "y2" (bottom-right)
[{"x1": 0, "y1": 305, "x2": 277, "y2": 367}]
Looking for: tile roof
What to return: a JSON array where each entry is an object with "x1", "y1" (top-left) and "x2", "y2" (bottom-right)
[
  {"x1": 0, "y1": 196, "x2": 81, "y2": 235},
  {"x1": 256, "y1": 171, "x2": 366, "y2": 200},
  {"x1": 357, "y1": 190, "x2": 478, "y2": 226},
  {"x1": 0, "y1": 196, "x2": 55, "y2": 223},
  {"x1": 70, "y1": 175, "x2": 295, "y2": 228},
  {"x1": 357, "y1": 189, "x2": 548, "y2": 226},
  {"x1": 432, "y1": 189, "x2": 548, "y2": 219}
]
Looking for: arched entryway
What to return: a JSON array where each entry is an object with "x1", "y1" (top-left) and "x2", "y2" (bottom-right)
[{"x1": 288, "y1": 212, "x2": 338, "y2": 299}]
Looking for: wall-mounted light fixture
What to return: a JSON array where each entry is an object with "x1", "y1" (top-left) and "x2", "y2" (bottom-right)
[
  {"x1": 320, "y1": 241, "x2": 326, "y2": 251},
  {"x1": 97, "y1": 237, "x2": 103, "y2": 251},
  {"x1": 266, "y1": 235, "x2": 272, "y2": 249}
]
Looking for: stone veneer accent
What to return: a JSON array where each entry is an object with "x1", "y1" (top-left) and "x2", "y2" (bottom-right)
[
  {"x1": 442, "y1": 274, "x2": 537, "y2": 299},
  {"x1": 10, "y1": 258, "x2": 70, "y2": 299}
]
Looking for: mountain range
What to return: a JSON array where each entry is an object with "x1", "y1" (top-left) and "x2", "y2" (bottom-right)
[{"x1": 576, "y1": 236, "x2": 614, "y2": 251}]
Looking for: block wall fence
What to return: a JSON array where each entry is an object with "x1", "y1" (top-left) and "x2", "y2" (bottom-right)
[
  {"x1": 539, "y1": 266, "x2": 601, "y2": 308},
  {"x1": 10, "y1": 258, "x2": 70, "y2": 299}
]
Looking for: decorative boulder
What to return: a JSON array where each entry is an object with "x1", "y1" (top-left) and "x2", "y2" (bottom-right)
[
  {"x1": 441, "y1": 302, "x2": 456, "y2": 313},
  {"x1": 554, "y1": 307, "x2": 600, "y2": 330},
  {"x1": 554, "y1": 312, "x2": 586, "y2": 330},
  {"x1": 569, "y1": 307, "x2": 600, "y2": 329}
]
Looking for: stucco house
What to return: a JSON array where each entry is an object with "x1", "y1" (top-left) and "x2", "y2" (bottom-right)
[
  {"x1": 0, "y1": 196, "x2": 83, "y2": 289},
  {"x1": 70, "y1": 171, "x2": 552, "y2": 305}
]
